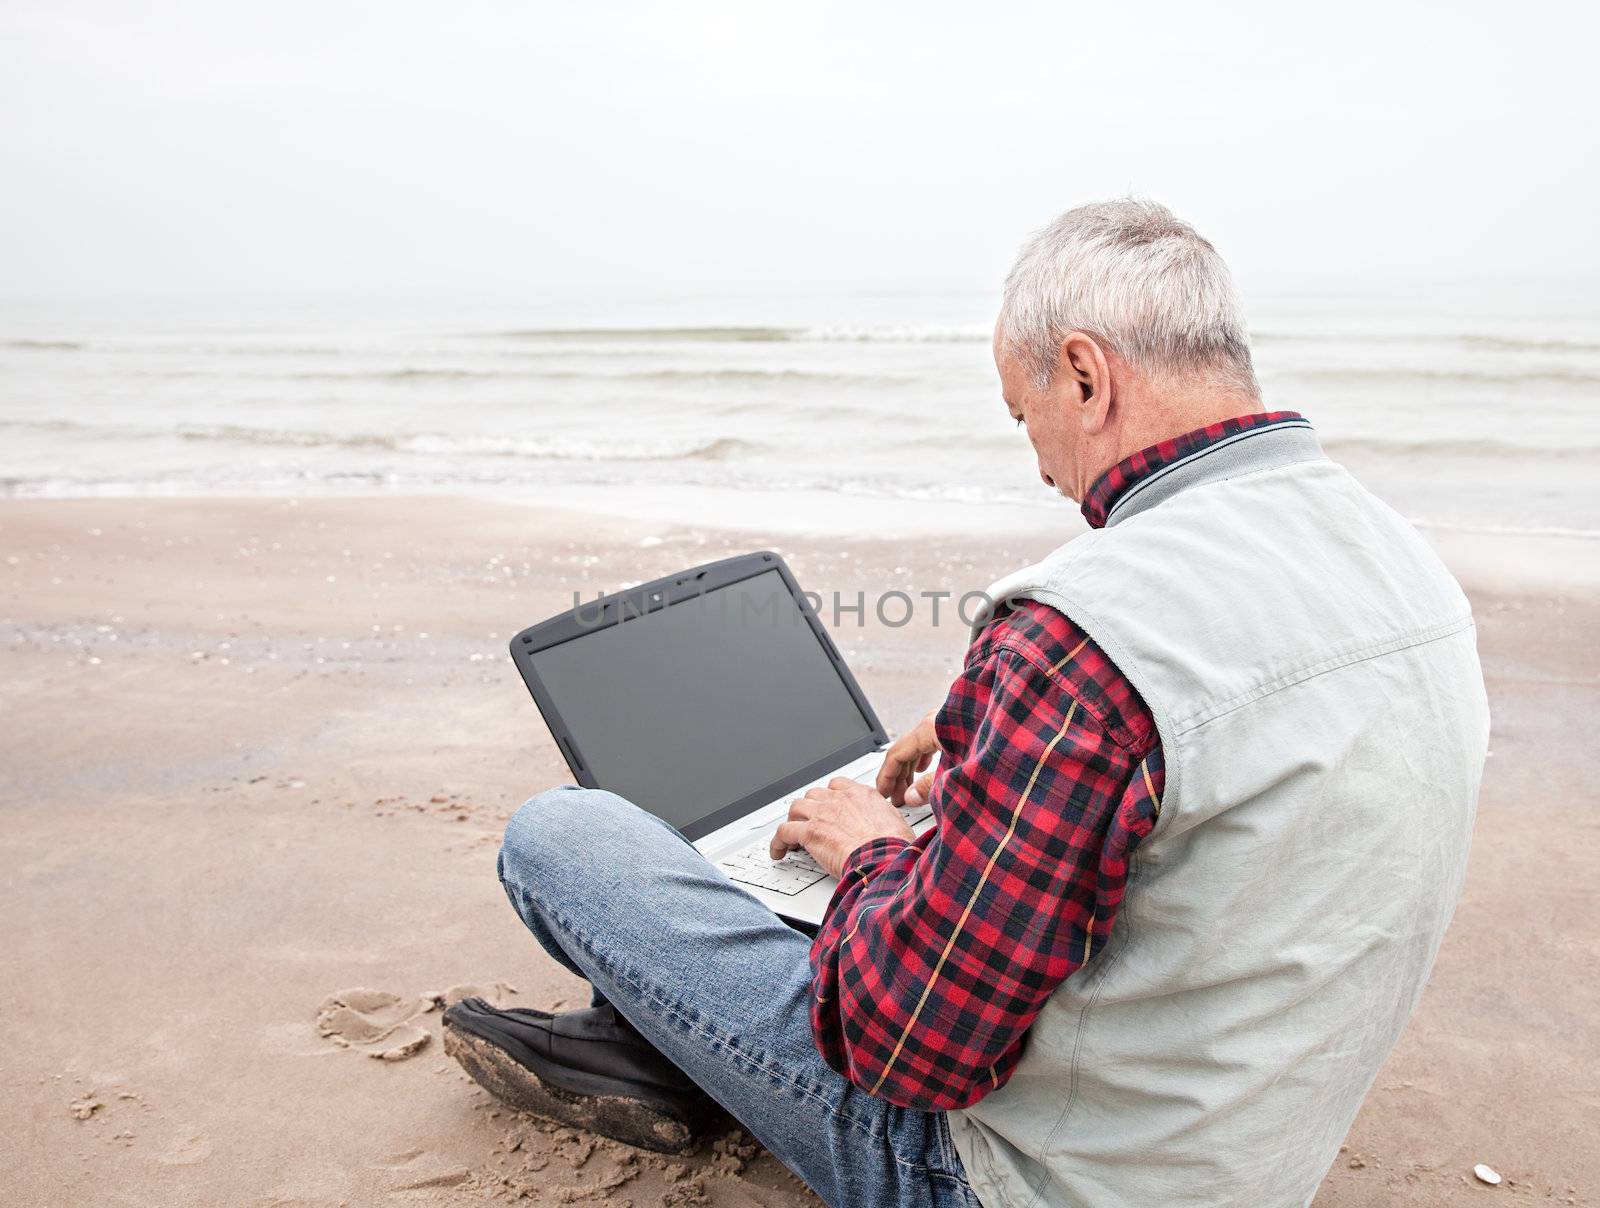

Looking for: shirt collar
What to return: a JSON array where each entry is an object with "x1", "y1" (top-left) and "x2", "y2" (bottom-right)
[{"x1": 1080, "y1": 411, "x2": 1308, "y2": 529}]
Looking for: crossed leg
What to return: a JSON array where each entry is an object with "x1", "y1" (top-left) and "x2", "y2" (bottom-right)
[{"x1": 493, "y1": 786, "x2": 981, "y2": 1208}]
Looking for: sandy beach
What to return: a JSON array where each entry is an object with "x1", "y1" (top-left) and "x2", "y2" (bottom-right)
[{"x1": 3, "y1": 493, "x2": 1597, "y2": 1207}]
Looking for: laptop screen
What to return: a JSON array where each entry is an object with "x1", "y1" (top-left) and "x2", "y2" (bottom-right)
[{"x1": 527, "y1": 569, "x2": 878, "y2": 838}]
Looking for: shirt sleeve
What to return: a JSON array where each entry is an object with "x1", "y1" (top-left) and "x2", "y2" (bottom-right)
[{"x1": 807, "y1": 641, "x2": 1163, "y2": 1111}]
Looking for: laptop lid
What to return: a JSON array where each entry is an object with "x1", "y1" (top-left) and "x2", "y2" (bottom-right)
[{"x1": 510, "y1": 551, "x2": 887, "y2": 842}]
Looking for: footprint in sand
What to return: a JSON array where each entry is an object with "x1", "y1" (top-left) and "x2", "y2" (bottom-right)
[
  {"x1": 377, "y1": 1148, "x2": 472, "y2": 1191},
  {"x1": 315, "y1": 982, "x2": 517, "y2": 1061},
  {"x1": 315, "y1": 988, "x2": 432, "y2": 1061}
]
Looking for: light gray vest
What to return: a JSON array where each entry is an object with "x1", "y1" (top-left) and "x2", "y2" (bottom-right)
[{"x1": 949, "y1": 424, "x2": 1489, "y2": 1208}]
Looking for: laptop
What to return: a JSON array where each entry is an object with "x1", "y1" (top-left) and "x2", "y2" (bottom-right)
[{"x1": 508, "y1": 550, "x2": 937, "y2": 927}]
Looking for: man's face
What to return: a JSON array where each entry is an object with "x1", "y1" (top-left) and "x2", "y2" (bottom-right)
[{"x1": 995, "y1": 329, "x2": 1079, "y2": 500}]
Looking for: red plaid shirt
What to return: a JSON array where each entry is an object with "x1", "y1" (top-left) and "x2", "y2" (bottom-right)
[{"x1": 809, "y1": 410, "x2": 1306, "y2": 1110}]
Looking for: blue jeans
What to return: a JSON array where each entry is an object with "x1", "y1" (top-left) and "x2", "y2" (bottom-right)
[{"x1": 496, "y1": 785, "x2": 983, "y2": 1208}]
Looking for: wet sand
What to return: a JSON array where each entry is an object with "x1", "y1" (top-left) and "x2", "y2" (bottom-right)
[{"x1": 2, "y1": 495, "x2": 1596, "y2": 1206}]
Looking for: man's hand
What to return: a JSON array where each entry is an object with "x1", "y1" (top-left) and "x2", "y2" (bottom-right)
[
  {"x1": 770, "y1": 778, "x2": 914, "y2": 879},
  {"x1": 875, "y1": 710, "x2": 940, "y2": 807}
]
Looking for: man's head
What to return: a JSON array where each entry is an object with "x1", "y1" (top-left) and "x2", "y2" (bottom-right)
[{"x1": 995, "y1": 199, "x2": 1260, "y2": 502}]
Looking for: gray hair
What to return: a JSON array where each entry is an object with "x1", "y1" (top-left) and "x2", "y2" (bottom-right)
[{"x1": 999, "y1": 198, "x2": 1258, "y2": 397}]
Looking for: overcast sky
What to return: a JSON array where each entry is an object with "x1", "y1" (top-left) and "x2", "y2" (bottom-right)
[{"x1": 3, "y1": 1, "x2": 1596, "y2": 302}]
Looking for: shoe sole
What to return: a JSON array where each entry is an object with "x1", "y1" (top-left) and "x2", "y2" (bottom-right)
[{"x1": 442, "y1": 1024, "x2": 698, "y2": 1154}]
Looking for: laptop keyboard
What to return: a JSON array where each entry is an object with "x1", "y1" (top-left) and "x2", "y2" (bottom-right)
[{"x1": 716, "y1": 802, "x2": 934, "y2": 896}]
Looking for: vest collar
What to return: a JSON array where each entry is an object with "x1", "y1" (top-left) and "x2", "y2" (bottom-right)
[{"x1": 1105, "y1": 418, "x2": 1324, "y2": 527}]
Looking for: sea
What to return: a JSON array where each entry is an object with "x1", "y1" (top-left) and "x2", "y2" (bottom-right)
[{"x1": 2, "y1": 284, "x2": 1597, "y2": 580}]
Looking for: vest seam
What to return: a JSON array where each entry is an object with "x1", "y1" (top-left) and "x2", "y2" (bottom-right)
[
  {"x1": 960, "y1": 1119, "x2": 1012, "y2": 1208},
  {"x1": 1169, "y1": 614, "x2": 1476, "y2": 734}
]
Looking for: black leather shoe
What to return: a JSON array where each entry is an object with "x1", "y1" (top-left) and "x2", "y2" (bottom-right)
[{"x1": 442, "y1": 997, "x2": 719, "y2": 1154}]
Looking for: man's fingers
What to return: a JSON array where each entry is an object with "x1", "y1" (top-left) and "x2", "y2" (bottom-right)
[
  {"x1": 875, "y1": 756, "x2": 906, "y2": 799},
  {"x1": 876, "y1": 731, "x2": 924, "y2": 795},
  {"x1": 785, "y1": 797, "x2": 814, "y2": 821},
  {"x1": 878, "y1": 712, "x2": 940, "y2": 802},
  {"x1": 878, "y1": 757, "x2": 915, "y2": 804},
  {"x1": 905, "y1": 772, "x2": 936, "y2": 806},
  {"x1": 769, "y1": 819, "x2": 809, "y2": 861},
  {"x1": 876, "y1": 765, "x2": 906, "y2": 803}
]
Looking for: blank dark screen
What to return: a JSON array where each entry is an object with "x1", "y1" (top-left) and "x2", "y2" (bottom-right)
[{"x1": 529, "y1": 570, "x2": 874, "y2": 833}]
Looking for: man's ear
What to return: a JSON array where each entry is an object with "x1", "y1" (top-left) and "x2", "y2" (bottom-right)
[{"x1": 1058, "y1": 333, "x2": 1113, "y2": 434}]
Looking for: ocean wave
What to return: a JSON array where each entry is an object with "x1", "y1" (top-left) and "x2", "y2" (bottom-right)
[
  {"x1": 1253, "y1": 331, "x2": 1600, "y2": 354},
  {"x1": 481, "y1": 324, "x2": 989, "y2": 344},
  {"x1": 623, "y1": 366, "x2": 915, "y2": 385},
  {"x1": 294, "y1": 366, "x2": 507, "y2": 382},
  {"x1": 277, "y1": 365, "x2": 907, "y2": 386},
  {"x1": 0, "y1": 418, "x2": 753, "y2": 463},
  {"x1": 1408, "y1": 518, "x2": 1600, "y2": 540},
  {"x1": 488, "y1": 326, "x2": 797, "y2": 343},
  {"x1": 794, "y1": 324, "x2": 990, "y2": 343},
  {"x1": 169, "y1": 423, "x2": 752, "y2": 462},
  {"x1": 0, "y1": 419, "x2": 88, "y2": 434},
  {"x1": 395, "y1": 432, "x2": 751, "y2": 461},
  {"x1": 1273, "y1": 366, "x2": 1600, "y2": 387},
  {"x1": 173, "y1": 423, "x2": 390, "y2": 450},
  {"x1": 1323, "y1": 435, "x2": 1600, "y2": 461},
  {"x1": 4, "y1": 339, "x2": 360, "y2": 357}
]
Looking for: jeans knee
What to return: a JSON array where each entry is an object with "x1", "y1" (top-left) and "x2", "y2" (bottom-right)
[
  {"x1": 502, "y1": 786, "x2": 579, "y2": 881},
  {"x1": 498, "y1": 785, "x2": 643, "y2": 896}
]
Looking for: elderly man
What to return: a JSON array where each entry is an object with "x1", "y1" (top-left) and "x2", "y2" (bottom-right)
[{"x1": 443, "y1": 200, "x2": 1488, "y2": 1207}]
